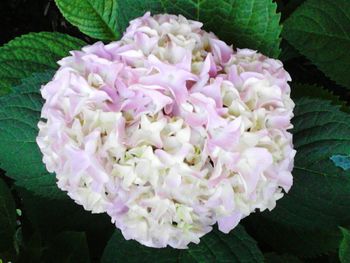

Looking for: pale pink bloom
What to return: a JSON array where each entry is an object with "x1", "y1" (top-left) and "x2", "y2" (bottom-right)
[{"x1": 37, "y1": 12, "x2": 295, "y2": 249}]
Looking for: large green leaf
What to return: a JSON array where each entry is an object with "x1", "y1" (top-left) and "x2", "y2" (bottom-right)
[
  {"x1": 260, "y1": 93, "x2": 350, "y2": 230},
  {"x1": 291, "y1": 83, "x2": 350, "y2": 113},
  {"x1": 0, "y1": 32, "x2": 85, "y2": 95},
  {"x1": 18, "y1": 188, "x2": 113, "y2": 261},
  {"x1": 18, "y1": 188, "x2": 113, "y2": 238},
  {"x1": 41, "y1": 232, "x2": 90, "y2": 263},
  {"x1": 55, "y1": 0, "x2": 282, "y2": 57},
  {"x1": 54, "y1": 0, "x2": 120, "y2": 41},
  {"x1": 283, "y1": 0, "x2": 350, "y2": 88},
  {"x1": 246, "y1": 214, "x2": 341, "y2": 258},
  {"x1": 339, "y1": 227, "x2": 350, "y2": 263},
  {"x1": 0, "y1": 178, "x2": 16, "y2": 253},
  {"x1": 101, "y1": 225, "x2": 263, "y2": 263},
  {"x1": 0, "y1": 72, "x2": 65, "y2": 198}
]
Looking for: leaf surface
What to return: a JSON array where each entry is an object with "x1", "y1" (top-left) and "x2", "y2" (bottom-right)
[
  {"x1": 102, "y1": 226, "x2": 263, "y2": 263},
  {"x1": 0, "y1": 72, "x2": 64, "y2": 198},
  {"x1": 283, "y1": 0, "x2": 350, "y2": 88},
  {"x1": 0, "y1": 32, "x2": 84, "y2": 95}
]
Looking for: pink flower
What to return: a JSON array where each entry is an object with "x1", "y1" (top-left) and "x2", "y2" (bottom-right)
[{"x1": 37, "y1": 12, "x2": 295, "y2": 249}]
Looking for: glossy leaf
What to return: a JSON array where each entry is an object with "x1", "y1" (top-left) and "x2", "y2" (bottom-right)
[
  {"x1": 0, "y1": 32, "x2": 84, "y2": 95},
  {"x1": 283, "y1": 0, "x2": 350, "y2": 88}
]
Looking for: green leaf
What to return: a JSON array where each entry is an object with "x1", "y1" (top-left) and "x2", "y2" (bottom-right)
[
  {"x1": 0, "y1": 72, "x2": 65, "y2": 198},
  {"x1": 260, "y1": 94, "x2": 350, "y2": 230},
  {"x1": 18, "y1": 188, "x2": 113, "y2": 261},
  {"x1": 291, "y1": 84, "x2": 350, "y2": 114},
  {"x1": 184, "y1": 226, "x2": 263, "y2": 263},
  {"x1": 339, "y1": 227, "x2": 350, "y2": 263},
  {"x1": 55, "y1": 0, "x2": 282, "y2": 57},
  {"x1": 18, "y1": 188, "x2": 112, "y2": 237},
  {"x1": 291, "y1": 84, "x2": 341, "y2": 101},
  {"x1": 246, "y1": 214, "x2": 342, "y2": 258},
  {"x1": 41, "y1": 232, "x2": 90, "y2": 263},
  {"x1": 54, "y1": 0, "x2": 120, "y2": 41},
  {"x1": 0, "y1": 178, "x2": 16, "y2": 252},
  {"x1": 0, "y1": 32, "x2": 85, "y2": 95},
  {"x1": 283, "y1": 0, "x2": 350, "y2": 88},
  {"x1": 102, "y1": 225, "x2": 263, "y2": 263}
]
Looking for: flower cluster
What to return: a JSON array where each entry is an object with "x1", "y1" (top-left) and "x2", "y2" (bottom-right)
[{"x1": 37, "y1": 12, "x2": 295, "y2": 248}]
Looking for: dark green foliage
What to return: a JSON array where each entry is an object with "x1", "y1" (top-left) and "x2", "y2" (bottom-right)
[
  {"x1": 41, "y1": 232, "x2": 90, "y2": 263},
  {"x1": 102, "y1": 226, "x2": 263, "y2": 263},
  {"x1": 246, "y1": 214, "x2": 342, "y2": 258},
  {"x1": 0, "y1": 32, "x2": 85, "y2": 95},
  {"x1": 339, "y1": 228, "x2": 350, "y2": 263},
  {"x1": 264, "y1": 253, "x2": 303, "y2": 263},
  {"x1": 0, "y1": 72, "x2": 64, "y2": 199},
  {"x1": 0, "y1": 178, "x2": 17, "y2": 261},
  {"x1": 283, "y1": 0, "x2": 350, "y2": 89}
]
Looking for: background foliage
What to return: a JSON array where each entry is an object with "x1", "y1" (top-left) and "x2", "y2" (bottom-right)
[{"x1": 0, "y1": 0, "x2": 349, "y2": 262}]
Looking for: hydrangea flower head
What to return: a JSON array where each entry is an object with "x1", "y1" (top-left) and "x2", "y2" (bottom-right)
[{"x1": 37, "y1": 12, "x2": 295, "y2": 249}]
